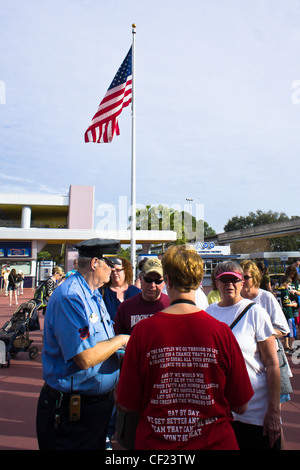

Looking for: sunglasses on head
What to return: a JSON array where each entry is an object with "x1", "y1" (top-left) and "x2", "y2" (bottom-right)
[{"x1": 143, "y1": 276, "x2": 164, "y2": 285}]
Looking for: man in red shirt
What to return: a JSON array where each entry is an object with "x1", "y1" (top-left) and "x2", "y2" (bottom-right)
[{"x1": 114, "y1": 258, "x2": 169, "y2": 335}]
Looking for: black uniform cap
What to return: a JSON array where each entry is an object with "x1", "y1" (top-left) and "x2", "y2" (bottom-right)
[{"x1": 74, "y1": 238, "x2": 120, "y2": 259}]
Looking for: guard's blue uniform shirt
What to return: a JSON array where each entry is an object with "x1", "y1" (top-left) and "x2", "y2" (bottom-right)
[{"x1": 42, "y1": 271, "x2": 120, "y2": 395}]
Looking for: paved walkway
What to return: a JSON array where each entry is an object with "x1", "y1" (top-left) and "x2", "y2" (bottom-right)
[{"x1": 0, "y1": 288, "x2": 299, "y2": 450}]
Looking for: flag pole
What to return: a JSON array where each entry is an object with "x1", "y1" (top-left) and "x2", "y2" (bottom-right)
[{"x1": 130, "y1": 24, "x2": 137, "y2": 276}]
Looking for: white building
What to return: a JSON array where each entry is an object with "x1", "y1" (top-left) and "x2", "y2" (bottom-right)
[{"x1": 0, "y1": 185, "x2": 176, "y2": 287}]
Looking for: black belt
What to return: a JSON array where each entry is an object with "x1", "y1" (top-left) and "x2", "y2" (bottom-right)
[{"x1": 43, "y1": 383, "x2": 112, "y2": 404}]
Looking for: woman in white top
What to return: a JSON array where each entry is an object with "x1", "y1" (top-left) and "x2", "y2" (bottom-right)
[
  {"x1": 206, "y1": 260, "x2": 281, "y2": 450},
  {"x1": 240, "y1": 260, "x2": 292, "y2": 447},
  {"x1": 240, "y1": 260, "x2": 289, "y2": 337}
]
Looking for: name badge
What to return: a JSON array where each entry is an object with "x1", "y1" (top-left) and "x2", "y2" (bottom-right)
[{"x1": 89, "y1": 313, "x2": 99, "y2": 324}]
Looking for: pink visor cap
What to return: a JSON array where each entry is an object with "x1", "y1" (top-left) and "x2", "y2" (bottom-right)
[{"x1": 216, "y1": 271, "x2": 244, "y2": 280}]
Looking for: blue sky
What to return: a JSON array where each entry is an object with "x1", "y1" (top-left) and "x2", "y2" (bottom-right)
[{"x1": 1, "y1": 0, "x2": 300, "y2": 234}]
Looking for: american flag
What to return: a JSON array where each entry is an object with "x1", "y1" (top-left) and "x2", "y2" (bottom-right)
[{"x1": 84, "y1": 48, "x2": 132, "y2": 143}]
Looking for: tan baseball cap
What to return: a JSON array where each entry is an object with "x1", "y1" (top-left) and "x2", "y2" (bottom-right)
[{"x1": 141, "y1": 258, "x2": 163, "y2": 277}]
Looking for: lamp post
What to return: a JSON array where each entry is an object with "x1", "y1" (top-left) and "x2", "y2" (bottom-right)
[{"x1": 186, "y1": 198, "x2": 193, "y2": 215}]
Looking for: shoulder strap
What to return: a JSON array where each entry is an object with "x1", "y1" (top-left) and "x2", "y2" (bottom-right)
[
  {"x1": 36, "y1": 279, "x2": 46, "y2": 290},
  {"x1": 229, "y1": 302, "x2": 255, "y2": 330}
]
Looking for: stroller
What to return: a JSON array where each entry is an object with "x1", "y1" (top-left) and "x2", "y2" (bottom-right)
[{"x1": 0, "y1": 299, "x2": 40, "y2": 368}]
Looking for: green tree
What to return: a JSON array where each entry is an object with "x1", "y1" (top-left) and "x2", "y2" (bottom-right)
[
  {"x1": 117, "y1": 246, "x2": 131, "y2": 260},
  {"x1": 269, "y1": 235, "x2": 300, "y2": 252},
  {"x1": 224, "y1": 210, "x2": 290, "y2": 232},
  {"x1": 129, "y1": 205, "x2": 215, "y2": 244},
  {"x1": 37, "y1": 251, "x2": 52, "y2": 261},
  {"x1": 224, "y1": 210, "x2": 300, "y2": 252}
]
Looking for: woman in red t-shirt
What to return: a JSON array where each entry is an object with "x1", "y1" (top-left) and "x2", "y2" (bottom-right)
[{"x1": 116, "y1": 245, "x2": 253, "y2": 450}]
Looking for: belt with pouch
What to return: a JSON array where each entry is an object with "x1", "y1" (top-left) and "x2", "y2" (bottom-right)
[{"x1": 43, "y1": 383, "x2": 112, "y2": 404}]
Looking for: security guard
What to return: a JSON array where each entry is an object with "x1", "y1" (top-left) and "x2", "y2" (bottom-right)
[{"x1": 36, "y1": 238, "x2": 129, "y2": 450}]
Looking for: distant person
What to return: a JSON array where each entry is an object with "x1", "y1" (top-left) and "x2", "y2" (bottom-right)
[
  {"x1": 292, "y1": 258, "x2": 300, "y2": 275},
  {"x1": 206, "y1": 261, "x2": 281, "y2": 450},
  {"x1": 116, "y1": 245, "x2": 253, "y2": 450},
  {"x1": 8, "y1": 268, "x2": 18, "y2": 305},
  {"x1": 34, "y1": 267, "x2": 64, "y2": 314},
  {"x1": 3, "y1": 266, "x2": 9, "y2": 296},
  {"x1": 286, "y1": 264, "x2": 300, "y2": 290},
  {"x1": 41, "y1": 266, "x2": 64, "y2": 313},
  {"x1": 134, "y1": 258, "x2": 147, "y2": 289},
  {"x1": 207, "y1": 271, "x2": 221, "y2": 304},
  {"x1": 257, "y1": 262, "x2": 273, "y2": 293},
  {"x1": 285, "y1": 265, "x2": 300, "y2": 340},
  {"x1": 16, "y1": 270, "x2": 24, "y2": 295},
  {"x1": 65, "y1": 259, "x2": 78, "y2": 278},
  {"x1": 278, "y1": 275, "x2": 298, "y2": 355}
]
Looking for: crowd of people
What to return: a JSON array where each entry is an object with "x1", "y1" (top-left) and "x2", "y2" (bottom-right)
[
  {"x1": 34, "y1": 238, "x2": 299, "y2": 451},
  {"x1": 2, "y1": 262, "x2": 76, "y2": 310},
  {"x1": 1, "y1": 265, "x2": 24, "y2": 305}
]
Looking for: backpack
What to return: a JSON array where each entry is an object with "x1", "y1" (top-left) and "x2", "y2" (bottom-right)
[{"x1": 34, "y1": 280, "x2": 48, "y2": 308}]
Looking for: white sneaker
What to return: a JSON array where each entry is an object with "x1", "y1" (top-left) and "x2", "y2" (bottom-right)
[{"x1": 105, "y1": 437, "x2": 113, "y2": 450}]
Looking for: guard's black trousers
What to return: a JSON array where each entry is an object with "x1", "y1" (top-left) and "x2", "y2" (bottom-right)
[{"x1": 36, "y1": 385, "x2": 114, "y2": 450}]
